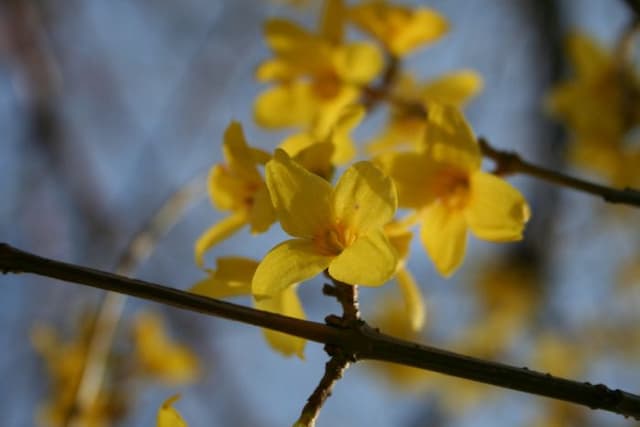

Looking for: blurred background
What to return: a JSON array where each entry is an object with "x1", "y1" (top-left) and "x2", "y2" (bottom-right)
[{"x1": 1, "y1": 0, "x2": 640, "y2": 426}]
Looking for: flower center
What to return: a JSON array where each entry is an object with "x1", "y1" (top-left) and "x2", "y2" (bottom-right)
[
  {"x1": 432, "y1": 168, "x2": 470, "y2": 210},
  {"x1": 312, "y1": 71, "x2": 341, "y2": 99},
  {"x1": 313, "y1": 223, "x2": 356, "y2": 256}
]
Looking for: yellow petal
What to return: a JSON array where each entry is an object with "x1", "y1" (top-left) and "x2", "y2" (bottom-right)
[
  {"x1": 329, "y1": 104, "x2": 365, "y2": 164},
  {"x1": 255, "y1": 286, "x2": 306, "y2": 358},
  {"x1": 194, "y1": 212, "x2": 248, "y2": 267},
  {"x1": 254, "y1": 83, "x2": 315, "y2": 129},
  {"x1": 222, "y1": 122, "x2": 262, "y2": 182},
  {"x1": 266, "y1": 149, "x2": 333, "y2": 238},
  {"x1": 135, "y1": 313, "x2": 199, "y2": 384},
  {"x1": 157, "y1": 396, "x2": 187, "y2": 427},
  {"x1": 320, "y1": 0, "x2": 345, "y2": 45},
  {"x1": 332, "y1": 161, "x2": 397, "y2": 234},
  {"x1": 293, "y1": 141, "x2": 335, "y2": 181},
  {"x1": 420, "y1": 203, "x2": 467, "y2": 277},
  {"x1": 349, "y1": 3, "x2": 448, "y2": 56},
  {"x1": 396, "y1": 267, "x2": 426, "y2": 331},
  {"x1": 329, "y1": 229, "x2": 397, "y2": 286},
  {"x1": 252, "y1": 239, "x2": 332, "y2": 297},
  {"x1": 208, "y1": 165, "x2": 243, "y2": 211},
  {"x1": 423, "y1": 103, "x2": 481, "y2": 171},
  {"x1": 376, "y1": 151, "x2": 435, "y2": 209},
  {"x1": 465, "y1": 171, "x2": 530, "y2": 242},
  {"x1": 248, "y1": 186, "x2": 276, "y2": 233},
  {"x1": 256, "y1": 58, "x2": 301, "y2": 82},
  {"x1": 420, "y1": 70, "x2": 483, "y2": 107},
  {"x1": 190, "y1": 257, "x2": 258, "y2": 298},
  {"x1": 333, "y1": 42, "x2": 383, "y2": 84},
  {"x1": 279, "y1": 132, "x2": 316, "y2": 157},
  {"x1": 566, "y1": 32, "x2": 609, "y2": 79},
  {"x1": 264, "y1": 19, "x2": 314, "y2": 54},
  {"x1": 391, "y1": 8, "x2": 449, "y2": 56}
]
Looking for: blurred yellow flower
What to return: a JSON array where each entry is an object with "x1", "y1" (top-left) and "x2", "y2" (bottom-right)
[
  {"x1": 548, "y1": 32, "x2": 638, "y2": 141},
  {"x1": 157, "y1": 395, "x2": 187, "y2": 427},
  {"x1": 349, "y1": 0, "x2": 448, "y2": 57},
  {"x1": 255, "y1": 0, "x2": 382, "y2": 129},
  {"x1": 195, "y1": 122, "x2": 276, "y2": 267},
  {"x1": 191, "y1": 257, "x2": 306, "y2": 358},
  {"x1": 133, "y1": 312, "x2": 199, "y2": 384},
  {"x1": 368, "y1": 71, "x2": 483, "y2": 154},
  {"x1": 31, "y1": 323, "x2": 119, "y2": 427},
  {"x1": 379, "y1": 104, "x2": 530, "y2": 276},
  {"x1": 252, "y1": 149, "x2": 398, "y2": 297},
  {"x1": 548, "y1": 32, "x2": 640, "y2": 186}
]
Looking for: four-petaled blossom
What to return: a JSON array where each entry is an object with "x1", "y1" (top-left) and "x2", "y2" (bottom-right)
[
  {"x1": 379, "y1": 104, "x2": 530, "y2": 276},
  {"x1": 254, "y1": 0, "x2": 382, "y2": 130},
  {"x1": 252, "y1": 149, "x2": 398, "y2": 297},
  {"x1": 191, "y1": 257, "x2": 306, "y2": 358},
  {"x1": 195, "y1": 122, "x2": 276, "y2": 267},
  {"x1": 349, "y1": 0, "x2": 448, "y2": 57}
]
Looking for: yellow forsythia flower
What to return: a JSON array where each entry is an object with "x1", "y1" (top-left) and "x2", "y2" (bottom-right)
[
  {"x1": 349, "y1": 0, "x2": 448, "y2": 57},
  {"x1": 255, "y1": 0, "x2": 382, "y2": 129},
  {"x1": 195, "y1": 122, "x2": 276, "y2": 266},
  {"x1": 133, "y1": 312, "x2": 199, "y2": 384},
  {"x1": 252, "y1": 149, "x2": 398, "y2": 297},
  {"x1": 368, "y1": 71, "x2": 483, "y2": 154},
  {"x1": 191, "y1": 257, "x2": 306, "y2": 358},
  {"x1": 157, "y1": 395, "x2": 187, "y2": 427},
  {"x1": 379, "y1": 104, "x2": 530, "y2": 276}
]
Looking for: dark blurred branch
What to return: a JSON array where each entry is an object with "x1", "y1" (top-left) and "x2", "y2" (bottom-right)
[
  {"x1": 623, "y1": 0, "x2": 640, "y2": 16},
  {"x1": 3, "y1": 243, "x2": 640, "y2": 420}
]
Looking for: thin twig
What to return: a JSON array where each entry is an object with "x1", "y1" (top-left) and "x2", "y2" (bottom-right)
[
  {"x1": 296, "y1": 276, "x2": 362, "y2": 426},
  {"x1": 478, "y1": 138, "x2": 640, "y2": 207},
  {"x1": 3, "y1": 243, "x2": 640, "y2": 420},
  {"x1": 295, "y1": 348, "x2": 351, "y2": 427},
  {"x1": 66, "y1": 173, "x2": 207, "y2": 427}
]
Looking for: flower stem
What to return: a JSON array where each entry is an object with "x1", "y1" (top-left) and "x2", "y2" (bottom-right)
[{"x1": 3, "y1": 243, "x2": 640, "y2": 420}]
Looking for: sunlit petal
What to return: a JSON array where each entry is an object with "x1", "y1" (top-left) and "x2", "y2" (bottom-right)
[
  {"x1": 255, "y1": 285, "x2": 306, "y2": 358},
  {"x1": 423, "y1": 103, "x2": 481, "y2": 171},
  {"x1": 420, "y1": 203, "x2": 467, "y2": 277},
  {"x1": 266, "y1": 149, "x2": 333, "y2": 238},
  {"x1": 465, "y1": 171, "x2": 530, "y2": 242},
  {"x1": 396, "y1": 267, "x2": 426, "y2": 331},
  {"x1": 157, "y1": 395, "x2": 187, "y2": 427},
  {"x1": 194, "y1": 212, "x2": 248, "y2": 267},
  {"x1": 333, "y1": 161, "x2": 397, "y2": 234},
  {"x1": 329, "y1": 229, "x2": 397, "y2": 286},
  {"x1": 252, "y1": 239, "x2": 332, "y2": 297},
  {"x1": 420, "y1": 70, "x2": 483, "y2": 107}
]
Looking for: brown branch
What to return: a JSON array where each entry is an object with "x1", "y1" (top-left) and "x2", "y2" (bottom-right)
[
  {"x1": 296, "y1": 276, "x2": 362, "y2": 426},
  {"x1": 3, "y1": 243, "x2": 640, "y2": 420},
  {"x1": 478, "y1": 138, "x2": 640, "y2": 207},
  {"x1": 295, "y1": 347, "x2": 351, "y2": 427}
]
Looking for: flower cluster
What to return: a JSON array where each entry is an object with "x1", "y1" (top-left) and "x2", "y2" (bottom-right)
[{"x1": 192, "y1": 0, "x2": 530, "y2": 359}]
